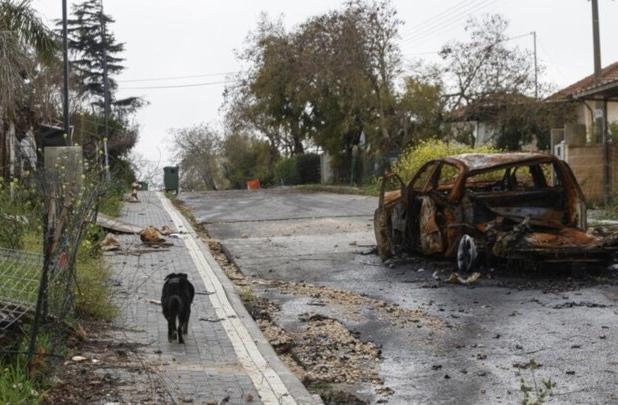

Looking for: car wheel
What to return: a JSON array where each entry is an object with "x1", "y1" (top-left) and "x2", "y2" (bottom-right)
[{"x1": 457, "y1": 234, "x2": 478, "y2": 273}]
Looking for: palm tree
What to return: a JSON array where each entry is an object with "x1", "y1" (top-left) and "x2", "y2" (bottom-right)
[{"x1": 0, "y1": 0, "x2": 57, "y2": 177}]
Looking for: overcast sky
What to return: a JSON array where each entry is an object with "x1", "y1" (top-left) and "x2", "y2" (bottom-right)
[{"x1": 33, "y1": 0, "x2": 618, "y2": 170}]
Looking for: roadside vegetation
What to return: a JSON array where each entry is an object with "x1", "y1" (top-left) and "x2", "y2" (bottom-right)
[
  {"x1": 0, "y1": 176, "x2": 124, "y2": 403},
  {"x1": 0, "y1": 0, "x2": 140, "y2": 401},
  {"x1": 171, "y1": 1, "x2": 569, "y2": 194}
]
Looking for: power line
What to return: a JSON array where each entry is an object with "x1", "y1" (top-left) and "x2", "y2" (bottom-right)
[
  {"x1": 400, "y1": 0, "x2": 493, "y2": 43},
  {"x1": 401, "y1": 0, "x2": 499, "y2": 45},
  {"x1": 118, "y1": 71, "x2": 242, "y2": 83},
  {"x1": 399, "y1": 0, "x2": 485, "y2": 40},
  {"x1": 119, "y1": 79, "x2": 238, "y2": 90},
  {"x1": 402, "y1": 32, "x2": 534, "y2": 63}
]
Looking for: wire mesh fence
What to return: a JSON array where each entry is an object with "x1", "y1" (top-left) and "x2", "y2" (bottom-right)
[
  {"x1": 0, "y1": 248, "x2": 43, "y2": 332},
  {"x1": 0, "y1": 146, "x2": 110, "y2": 371}
]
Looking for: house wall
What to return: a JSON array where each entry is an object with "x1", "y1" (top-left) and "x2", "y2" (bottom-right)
[
  {"x1": 566, "y1": 143, "x2": 618, "y2": 204},
  {"x1": 576, "y1": 101, "x2": 618, "y2": 142}
]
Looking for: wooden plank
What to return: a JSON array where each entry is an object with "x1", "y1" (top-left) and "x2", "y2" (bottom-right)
[{"x1": 96, "y1": 213, "x2": 142, "y2": 234}]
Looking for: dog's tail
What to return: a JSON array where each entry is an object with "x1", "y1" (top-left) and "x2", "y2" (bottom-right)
[{"x1": 169, "y1": 295, "x2": 184, "y2": 319}]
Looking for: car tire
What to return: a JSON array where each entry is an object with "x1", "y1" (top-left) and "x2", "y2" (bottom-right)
[{"x1": 457, "y1": 234, "x2": 478, "y2": 273}]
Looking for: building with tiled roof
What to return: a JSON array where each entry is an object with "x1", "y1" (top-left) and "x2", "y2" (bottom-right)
[{"x1": 549, "y1": 61, "x2": 618, "y2": 102}]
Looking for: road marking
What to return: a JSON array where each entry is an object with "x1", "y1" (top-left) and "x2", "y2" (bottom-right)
[{"x1": 158, "y1": 193, "x2": 296, "y2": 405}]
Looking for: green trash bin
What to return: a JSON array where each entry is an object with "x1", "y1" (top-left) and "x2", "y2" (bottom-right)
[
  {"x1": 163, "y1": 166, "x2": 179, "y2": 194},
  {"x1": 138, "y1": 181, "x2": 148, "y2": 190}
]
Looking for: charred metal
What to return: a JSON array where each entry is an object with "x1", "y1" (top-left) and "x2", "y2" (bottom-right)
[{"x1": 374, "y1": 152, "x2": 618, "y2": 270}]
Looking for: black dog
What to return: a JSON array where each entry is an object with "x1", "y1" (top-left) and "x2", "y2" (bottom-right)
[{"x1": 161, "y1": 273, "x2": 195, "y2": 343}]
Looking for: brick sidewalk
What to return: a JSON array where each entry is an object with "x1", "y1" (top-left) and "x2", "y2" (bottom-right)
[{"x1": 104, "y1": 192, "x2": 315, "y2": 404}]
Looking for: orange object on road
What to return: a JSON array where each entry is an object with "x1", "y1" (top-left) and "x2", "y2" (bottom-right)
[{"x1": 246, "y1": 179, "x2": 261, "y2": 190}]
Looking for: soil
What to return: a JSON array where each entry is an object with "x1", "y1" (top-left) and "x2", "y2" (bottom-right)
[
  {"x1": 206, "y1": 239, "x2": 397, "y2": 404},
  {"x1": 43, "y1": 321, "x2": 173, "y2": 404}
]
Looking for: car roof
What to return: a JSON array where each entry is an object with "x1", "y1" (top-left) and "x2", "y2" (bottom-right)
[{"x1": 444, "y1": 152, "x2": 556, "y2": 174}]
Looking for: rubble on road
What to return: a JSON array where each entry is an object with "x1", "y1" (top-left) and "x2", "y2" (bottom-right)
[
  {"x1": 139, "y1": 226, "x2": 165, "y2": 243},
  {"x1": 276, "y1": 280, "x2": 443, "y2": 329},
  {"x1": 294, "y1": 316, "x2": 382, "y2": 385},
  {"x1": 100, "y1": 233, "x2": 121, "y2": 251},
  {"x1": 446, "y1": 272, "x2": 481, "y2": 285}
]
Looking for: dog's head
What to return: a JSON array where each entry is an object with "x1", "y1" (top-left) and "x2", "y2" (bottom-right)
[{"x1": 164, "y1": 272, "x2": 188, "y2": 282}]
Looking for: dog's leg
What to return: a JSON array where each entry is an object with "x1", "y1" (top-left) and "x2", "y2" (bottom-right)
[
  {"x1": 168, "y1": 318, "x2": 176, "y2": 342},
  {"x1": 183, "y1": 307, "x2": 190, "y2": 335},
  {"x1": 177, "y1": 317, "x2": 184, "y2": 344}
]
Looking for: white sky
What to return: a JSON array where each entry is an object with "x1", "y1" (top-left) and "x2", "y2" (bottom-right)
[{"x1": 33, "y1": 0, "x2": 618, "y2": 170}]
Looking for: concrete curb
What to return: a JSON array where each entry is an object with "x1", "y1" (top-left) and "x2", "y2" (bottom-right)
[{"x1": 158, "y1": 192, "x2": 321, "y2": 405}]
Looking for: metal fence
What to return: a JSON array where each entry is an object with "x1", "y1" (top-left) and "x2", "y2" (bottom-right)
[
  {"x1": 0, "y1": 149, "x2": 104, "y2": 367},
  {"x1": 0, "y1": 248, "x2": 43, "y2": 332}
]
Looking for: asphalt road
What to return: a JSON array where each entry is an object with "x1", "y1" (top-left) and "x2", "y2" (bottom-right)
[{"x1": 181, "y1": 188, "x2": 618, "y2": 405}]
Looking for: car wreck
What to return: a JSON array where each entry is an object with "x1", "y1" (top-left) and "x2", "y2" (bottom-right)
[{"x1": 374, "y1": 152, "x2": 618, "y2": 271}]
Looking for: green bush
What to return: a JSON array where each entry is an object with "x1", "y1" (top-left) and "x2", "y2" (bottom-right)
[
  {"x1": 274, "y1": 157, "x2": 300, "y2": 185},
  {"x1": 296, "y1": 153, "x2": 321, "y2": 184},
  {"x1": 0, "y1": 179, "x2": 40, "y2": 250},
  {"x1": 393, "y1": 139, "x2": 500, "y2": 182}
]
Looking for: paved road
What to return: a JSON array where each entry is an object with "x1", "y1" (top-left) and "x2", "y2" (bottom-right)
[{"x1": 182, "y1": 189, "x2": 618, "y2": 405}]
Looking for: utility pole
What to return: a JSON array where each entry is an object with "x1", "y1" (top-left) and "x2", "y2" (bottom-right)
[
  {"x1": 591, "y1": 0, "x2": 609, "y2": 205},
  {"x1": 100, "y1": 0, "x2": 111, "y2": 181},
  {"x1": 62, "y1": 0, "x2": 70, "y2": 143},
  {"x1": 532, "y1": 31, "x2": 538, "y2": 99}
]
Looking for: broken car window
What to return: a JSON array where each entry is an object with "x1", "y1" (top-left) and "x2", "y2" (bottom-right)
[{"x1": 411, "y1": 162, "x2": 437, "y2": 192}]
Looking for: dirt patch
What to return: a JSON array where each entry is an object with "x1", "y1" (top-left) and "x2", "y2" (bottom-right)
[
  {"x1": 43, "y1": 322, "x2": 173, "y2": 404},
  {"x1": 295, "y1": 315, "x2": 382, "y2": 385},
  {"x1": 204, "y1": 239, "x2": 393, "y2": 402},
  {"x1": 276, "y1": 280, "x2": 443, "y2": 329}
]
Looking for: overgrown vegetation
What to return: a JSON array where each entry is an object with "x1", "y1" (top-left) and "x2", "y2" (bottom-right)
[
  {"x1": 0, "y1": 328, "x2": 52, "y2": 405},
  {"x1": 0, "y1": 176, "x2": 123, "y2": 403},
  {"x1": 393, "y1": 139, "x2": 500, "y2": 181}
]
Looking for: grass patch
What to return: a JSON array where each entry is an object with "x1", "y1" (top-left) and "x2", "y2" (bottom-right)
[
  {"x1": 74, "y1": 248, "x2": 117, "y2": 321},
  {"x1": 0, "y1": 330, "x2": 53, "y2": 405},
  {"x1": 0, "y1": 360, "x2": 42, "y2": 404},
  {"x1": 98, "y1": 189, "x2": 124, "y2": 218}
]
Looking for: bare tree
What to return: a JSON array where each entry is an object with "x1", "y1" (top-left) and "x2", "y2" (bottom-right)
[{"x1": 171, "y1": 124, "x2": 222, "y2": 191}]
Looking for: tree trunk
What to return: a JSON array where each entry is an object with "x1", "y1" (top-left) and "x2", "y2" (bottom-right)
[
  {"x1": 291, "y1": 124, "x2": 304, "y2": 155},
  {"x1": 8, "y1": 120, "x2": 16, "y2": 178},
  {"x1": 0, "y1": 113, "x2": 5, "y2": 179}
]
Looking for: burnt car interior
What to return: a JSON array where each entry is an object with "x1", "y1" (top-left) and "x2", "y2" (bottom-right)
[
  {"x1": 462, "y1": 162, "x2": 569, "y2": 230},
  {"x1": 406, "y1": 161, "x2": 572, "y2": 257}
]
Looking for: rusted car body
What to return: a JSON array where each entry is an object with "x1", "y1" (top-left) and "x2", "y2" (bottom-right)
[{"x1": 374, "y1": 152, "x2": 618, "y2": 270}]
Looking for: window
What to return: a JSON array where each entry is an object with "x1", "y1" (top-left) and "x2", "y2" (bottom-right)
[
  {"x1": 437, "y1": 163, "x2": 459, "y2": 187},
  {"x1": 411, "y1": 162, "x2": 437, "y2": 192}
]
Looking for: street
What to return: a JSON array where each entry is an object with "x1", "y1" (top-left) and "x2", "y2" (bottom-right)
[{"x1": 181, "y1": 188, "x2": 618, "y2": 405}]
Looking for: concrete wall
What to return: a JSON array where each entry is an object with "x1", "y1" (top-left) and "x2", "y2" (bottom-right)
[
  {"x1": 320, "y1": 153, "x2": 334, "y2": 184},
  {"x1": 566, "y1": 143, "x2": 618, "y2": 204},
  {"x1": 575, "y1": 101, "x2": 618, "y2": 142}
]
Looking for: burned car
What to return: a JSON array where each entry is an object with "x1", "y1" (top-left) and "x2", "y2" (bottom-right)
[{"x1": 374, "y1": 152, "x2": 618, "y2": 271}]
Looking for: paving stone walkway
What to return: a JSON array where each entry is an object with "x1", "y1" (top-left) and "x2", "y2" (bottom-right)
[{"x1": 104, "y1": 192, "x2": 315, "y2": 404}]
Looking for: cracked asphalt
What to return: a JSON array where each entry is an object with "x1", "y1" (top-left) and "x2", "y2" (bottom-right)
[{"x1": 181, "y1": 188, "x2": 618, "y2": 405}]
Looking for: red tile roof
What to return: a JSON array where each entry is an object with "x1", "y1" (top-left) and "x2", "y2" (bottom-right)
[{"x1": 549, "y1": 61, "x2": 618, "y2": 100}]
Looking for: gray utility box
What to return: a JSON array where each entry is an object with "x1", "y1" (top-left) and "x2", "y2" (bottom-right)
[{"x1": 163, "y1": 166, "x2": 179, "y2": 194}]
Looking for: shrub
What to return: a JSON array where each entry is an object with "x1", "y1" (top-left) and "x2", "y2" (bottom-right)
[
  {"x1": 392, "y1": 139, "x2": 500, "y2": 182},
  {"x1": 296, "y1": 153, "x2": 321, "y2": 184},
  {"x1": 274, "y1": 157, "x2": 300, "y2": 185},
  {"x1": 0, "y1": 361, "x2": 41, "y2": 404},
  {"x1": 0, "y1": 179, "x2": 40, "y2": 250}
]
